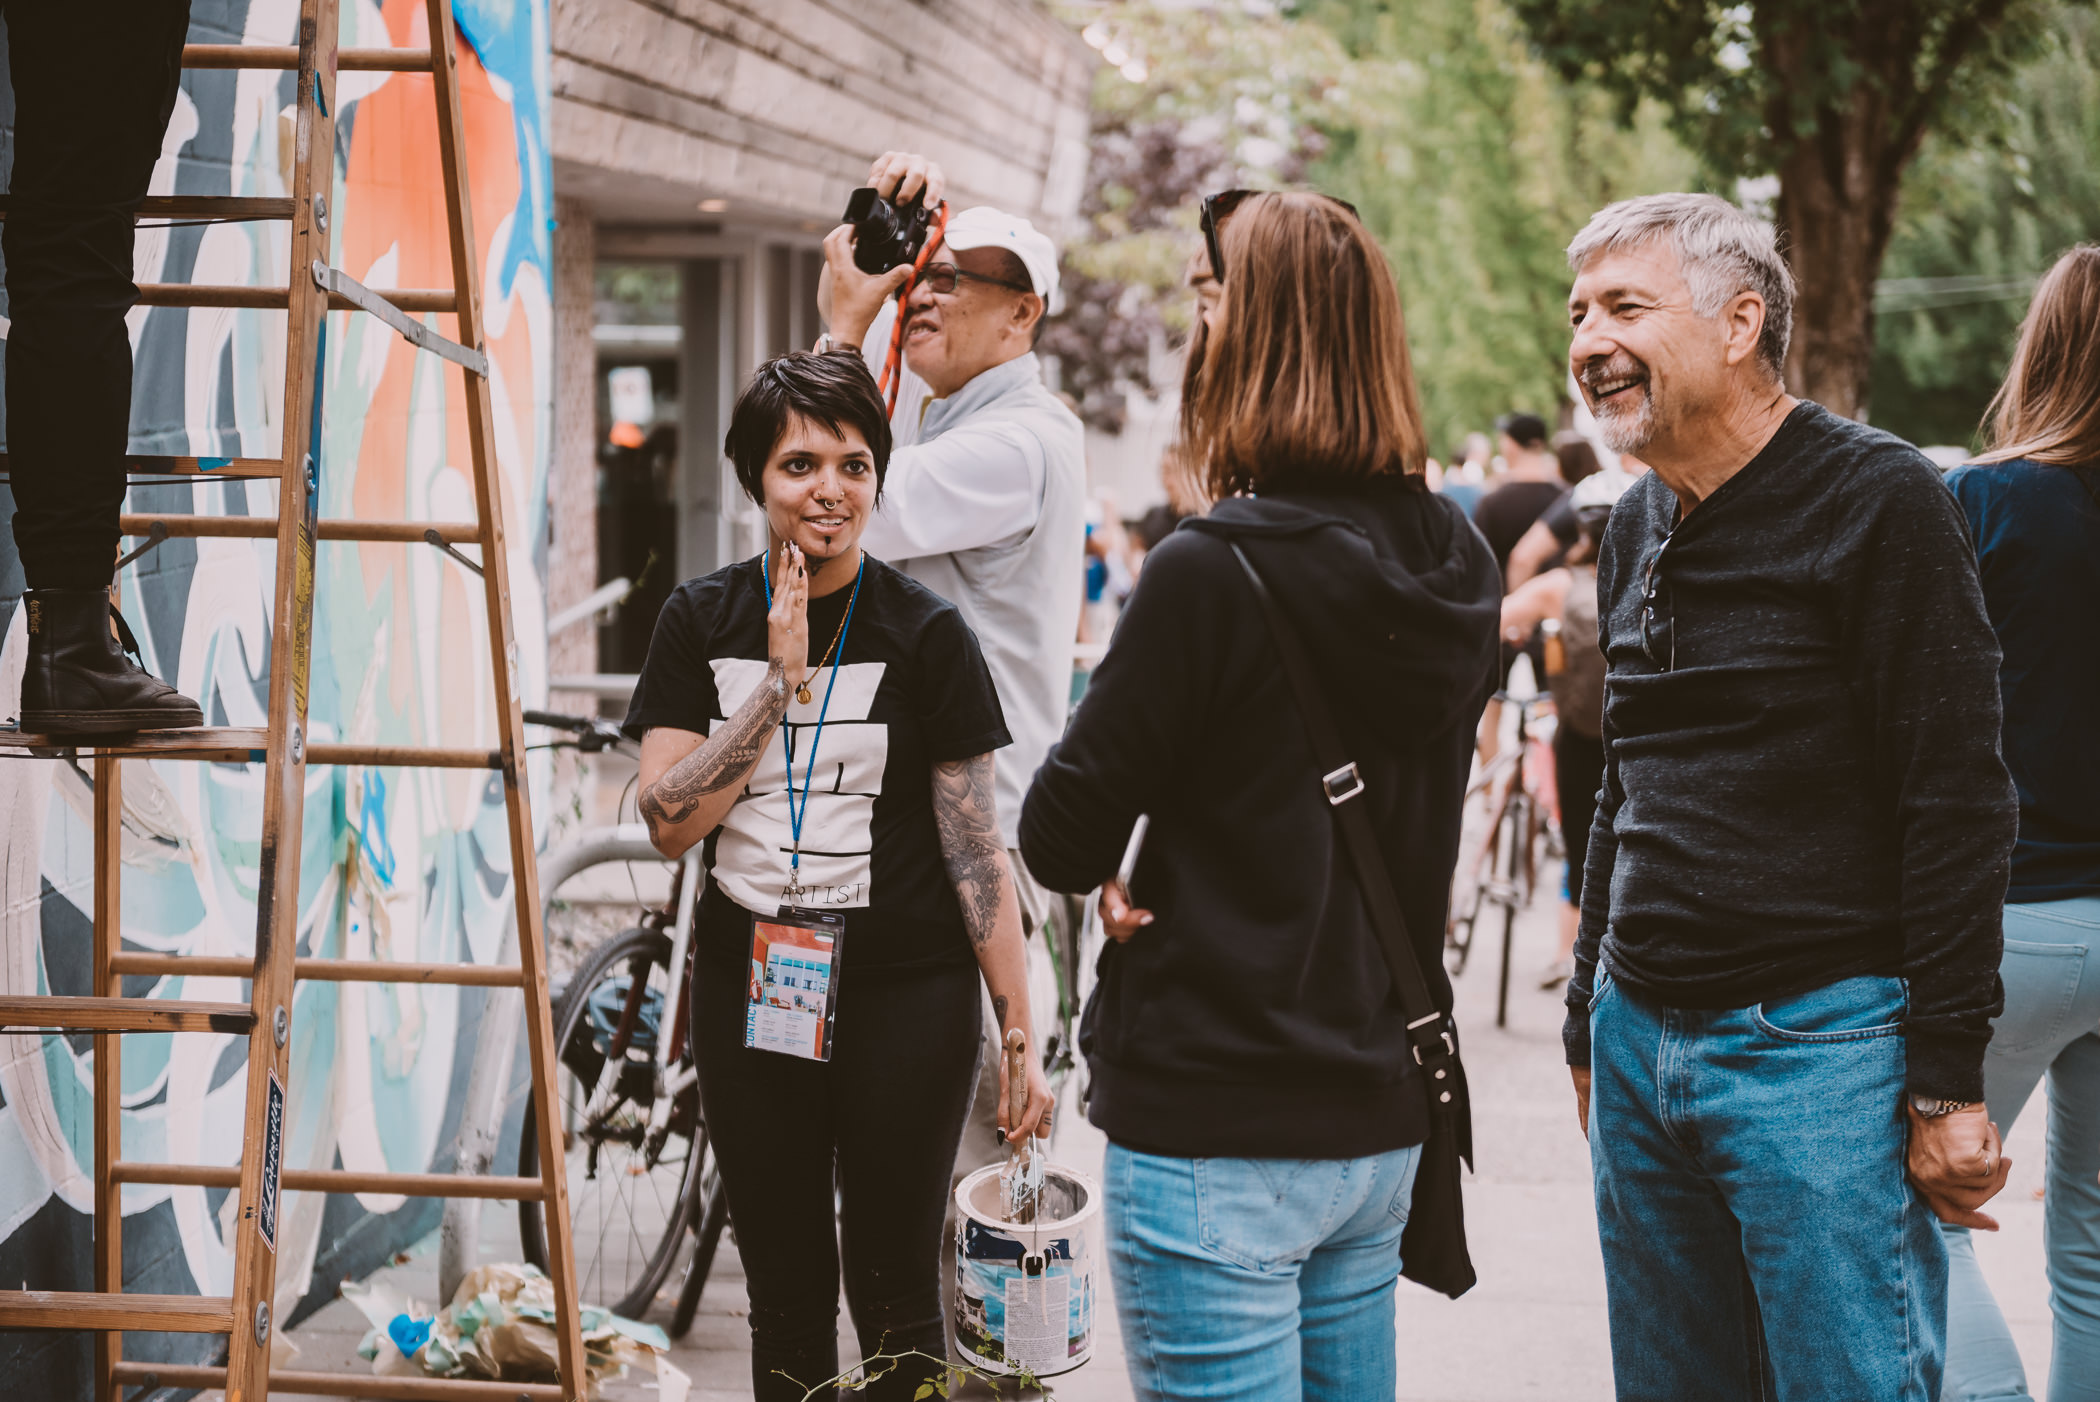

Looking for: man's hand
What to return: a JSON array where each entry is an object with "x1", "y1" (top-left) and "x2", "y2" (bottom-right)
[
  {"x1": 1907, "y1": 1101, "x2": 2010, "y2": 1229},
  {"x1": 1571, "y1": 1065, "x2": 1592, "y2": 1140},
  {"x1": 817, "y1": 151, "x2": 949, "y2": 348}
]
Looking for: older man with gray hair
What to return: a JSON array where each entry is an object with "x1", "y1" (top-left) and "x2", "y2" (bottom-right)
[{"x1": 1561, "y1": 193, "x2": 2018, "y2": 1399}]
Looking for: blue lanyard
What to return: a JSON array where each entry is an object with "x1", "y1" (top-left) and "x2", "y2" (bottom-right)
[{"x1": 762, "y1": 550, "x2": 866, "y2": 902}]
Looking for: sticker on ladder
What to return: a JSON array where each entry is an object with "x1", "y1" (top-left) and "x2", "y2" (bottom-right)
[{"x1": 259, "y1": 1068, "x2": 286, "y2": 1253}]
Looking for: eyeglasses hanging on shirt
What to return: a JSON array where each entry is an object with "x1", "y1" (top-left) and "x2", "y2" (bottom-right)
[{"x1": 1640, "y1": 526, "x2": 1681, "y2": 673}]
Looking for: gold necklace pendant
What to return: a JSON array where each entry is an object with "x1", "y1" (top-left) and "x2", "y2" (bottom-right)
[{"x1": 795, "y1": 683, "x2": 813, "y2": 706}]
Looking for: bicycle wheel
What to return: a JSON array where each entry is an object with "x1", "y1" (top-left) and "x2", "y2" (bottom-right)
[{"x1": 519, "y1": 925, "x2": 706, "y2": 1321}]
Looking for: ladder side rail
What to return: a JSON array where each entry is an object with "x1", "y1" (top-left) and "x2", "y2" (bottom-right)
[
  {"x1": 421, "y1": 2, "x2": 587, "y2": 1392},
  {"x1": 93, "y1": 754, "x2": 123, "y2": 1402},
  {"x1": 225, "y1": 3, "x2": 340, "y2": 1397}
]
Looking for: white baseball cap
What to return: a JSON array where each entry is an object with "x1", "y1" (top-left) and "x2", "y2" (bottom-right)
[{"x1": 939, "y1": 205, "x2": 1063, "y2": 315}]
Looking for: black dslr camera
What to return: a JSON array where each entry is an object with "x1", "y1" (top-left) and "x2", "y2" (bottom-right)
[{"x1": 842, "y1": 186, "x2": 934, "y2": 275}]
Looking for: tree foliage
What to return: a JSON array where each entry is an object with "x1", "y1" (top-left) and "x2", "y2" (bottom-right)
[{"x1": 1871, "y1": 7, "x2": 2100, "y2": 447}]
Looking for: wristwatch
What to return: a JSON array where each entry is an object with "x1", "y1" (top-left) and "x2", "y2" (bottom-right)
[
  {"x1": 813, "y1": 332, "x2": 839, "y2": 354},
  {"x1": 1910, "y1": 1094, "x2": 1977, "y2": 1119}
]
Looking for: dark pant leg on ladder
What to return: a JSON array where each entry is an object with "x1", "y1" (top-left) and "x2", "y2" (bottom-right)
[
  {"x1": 835, "y1": 958, "x2": 981, "y2": 1402},
  {"x1": 691, "y1": 939, "x2": 850, "y2": 1402},
  {"x1": 2, "y1": 0, "x2": 191, "y2": 589}
]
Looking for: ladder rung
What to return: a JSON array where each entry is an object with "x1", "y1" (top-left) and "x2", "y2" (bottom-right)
[
  {"x1": 113, "y1": 1362, "x2": 563, "y2": 1400},
  {"x1": 112, "y1": 1163, "x2": 549, "y2": 1200},
  {"x1": 0, "y1": 996, "x2": 252, "y2": 1034},
  {"x1": 0, "y1": 730, "x2": 503, "y2": 769},
  {"x1": 120, "y1": 513, "x2": 480, "y2": 543},
  {"x1": 0, "y1": 452, "x2": 285, "y2": 481},
  {"x1": 137, "y1": 283, "x2": 456, "y2": 312},
  {"x1": 110, "y1": 951, "x2": 525, "y2": 988},
  {"x1": 0, "y1": 1291, "x2": 232, "y2": 1333},
  {"x1": 0, "y1": 195, "x2": 296, "y2": 222},
  {"x1": 181, "y1": 45, "x2": 434, "y2": 72}
]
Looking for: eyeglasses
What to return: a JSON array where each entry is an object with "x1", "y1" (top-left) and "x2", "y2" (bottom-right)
[
  {"x1": 1640, "y1": 527, "x2": 1679, "y2": 673},
  {"x1": 918, "y1": 261, "x2": 1032, "y2": 297},
  {"x1": 1199, "y1": 189, "x2": 1362, "y2": 286}
]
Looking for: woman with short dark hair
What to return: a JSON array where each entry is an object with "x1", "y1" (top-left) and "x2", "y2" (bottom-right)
[
  {"x1": 1020, "y1": 192, "x2": 1500, "y2": 1401},
  {"x1": 1938, "y1": 246, "x2": 2100, "y2": 1402},
  {"x1": 627, "y1": 349, "x2": 1051, "y2": 1402}
]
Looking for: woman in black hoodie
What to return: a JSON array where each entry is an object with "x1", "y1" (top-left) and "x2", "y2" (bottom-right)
[{"x1": 1020, "y1": 193, "x2": 1500, "y2": 1401}]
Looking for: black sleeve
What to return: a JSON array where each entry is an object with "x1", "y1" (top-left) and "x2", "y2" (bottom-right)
[
  {"x1": 1825, "y1": 449, "x2": 2015, "y2": 1100},
  {"x1": 621, "y1": 583, "x2": 725, "y2": 740},
  {"x1": 914, "y1": 604, "x2": 1012, "y2": 761},
  {"x1": 1020, "y1": 531, "x2": 1210, "y2": 893},
  {"x1": 1564, "y1": 515, "x2": 1627, "y2": 1067}
]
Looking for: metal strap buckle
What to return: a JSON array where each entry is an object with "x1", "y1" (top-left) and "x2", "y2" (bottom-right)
[
  {"x1": 1408, "y1": 1012, "x2": 1456, "y2": 1065},
  {"x1": 1322, "y1": 762, "x2": 1364, "y2": 806}
]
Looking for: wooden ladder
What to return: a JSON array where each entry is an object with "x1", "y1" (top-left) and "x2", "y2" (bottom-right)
[{"x1": 0, "y1": 2, "x2": 585, "y2": 1398}]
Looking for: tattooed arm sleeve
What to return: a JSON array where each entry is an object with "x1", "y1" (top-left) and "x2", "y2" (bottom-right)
[
  {"x1": 932, "y1": 753, "x2": 1009, "y2": 949},
  {"x1": 637, "y1": 660, "x2": 789, "y2": 858}
]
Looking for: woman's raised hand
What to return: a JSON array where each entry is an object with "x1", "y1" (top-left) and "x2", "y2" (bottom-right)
[{"x1": 767, "y1": 542, "x2": 809, "y2": 692}]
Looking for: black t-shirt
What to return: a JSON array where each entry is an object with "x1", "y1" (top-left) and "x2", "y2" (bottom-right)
[
  {"x1": 1472, "y1": 479, "x2": 1565, "y2": 586},
  {"x1": 623, "y1": 554, "x2": 1011, "y2": 968},
  {"x1": 1539, "y1": 488, "x2": 1579, "y2": 547}
]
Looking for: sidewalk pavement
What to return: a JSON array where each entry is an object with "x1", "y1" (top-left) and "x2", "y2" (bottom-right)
[{"x1": 268, "y1": 871, "x2": 2057, "y2": 1401}]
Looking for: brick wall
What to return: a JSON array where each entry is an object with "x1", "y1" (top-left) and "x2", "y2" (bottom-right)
[{"x1": 548, "y1": 194, "x2": 599, "y2": 713}]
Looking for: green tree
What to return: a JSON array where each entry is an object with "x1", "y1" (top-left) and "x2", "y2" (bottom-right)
[
  {"x1": 1870, "y1": 8, "x2": 2100, "y2": 447},
  {"x1": 1505, "y1": 0, "x2": 2090, "y2": 420}
]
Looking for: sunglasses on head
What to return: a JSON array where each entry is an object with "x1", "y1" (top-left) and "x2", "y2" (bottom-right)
[{"x1": 1199, "y1": 189, "x2": 1362, "y2": 286}]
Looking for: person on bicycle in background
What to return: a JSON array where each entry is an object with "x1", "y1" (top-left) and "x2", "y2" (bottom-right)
[
  {"x1": 1020, "y1": 191, "x2": 1500, "y2": 1402},
  {"x1": 1497, "y1": 469, "x2": 1628, "y2": 989},
  {"x1": 624, "y1": 350, "x2": 1052, "y2": 1402},
  {"x1": 817, "y1": 150, "x2": 1086, "y2": 1181}
]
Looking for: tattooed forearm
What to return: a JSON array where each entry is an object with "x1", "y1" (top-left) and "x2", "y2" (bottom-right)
[
  {"x1": 641, "y1": 661, "x2": 788, "y2": 848},
  {"x1": 932, "y1": 753, "x2": 1006, "y2": 948}
]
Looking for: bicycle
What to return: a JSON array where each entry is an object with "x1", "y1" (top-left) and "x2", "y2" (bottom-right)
[
  {"x1": 514, "y1": 709, "x2": 727, "y2": 1338},
  {"x1": 1446, "y1": 691, "x2": 1557, "y2": 1028}
]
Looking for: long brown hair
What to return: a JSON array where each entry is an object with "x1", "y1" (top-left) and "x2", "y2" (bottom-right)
[
  {"x1": 1976, "y1": 245, "x2": 2100, "y2": 466},
  {"x1": 1180, "y1": 193, "x2": 1428, "y2": 500}
]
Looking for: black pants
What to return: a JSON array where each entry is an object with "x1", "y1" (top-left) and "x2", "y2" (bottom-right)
[
  {"x1": 2, "y1": 1, "x2": 191, "y2": 590},
  {"x1": 692, "y1": 924, "x2": 981, "y2": 1402},
  {"x1": 1554, "y1": 723, "x2": 1605, "y2": 906}
]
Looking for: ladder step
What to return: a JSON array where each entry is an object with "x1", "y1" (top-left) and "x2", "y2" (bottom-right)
[
  {"x1": 120, "y1": 513, "x2": 479, "y2": 543},
  {"x1": 112, "y1": 1163, "x2": 549, "y2": 1200},
  {"x1": 0, "y1": 1291, "x2": 232, "y2": 1333},
  {"x1": 0, "y1": 195, "x2": 296, "y2": 222},
  {"x1": 0, "y1": 997, "x2": 252, "y2": 1034},
  {"x1": 181, "y1": 44, "x2": 433, "y2": 72},
  {"x1": 0, "y1": 729, "x2": 503, "y2": 769},
  {"x1": 137, "y1": 283, "x2": 455, "y2": 312},
  {"x1": 111, "y1": 951, "x2": 525, "y2": 988},
  {"x1": 113, "y1": 1361, "x2": 563, "y2": 1400},
  {"x1": 0, "y1": 452, "x2": 285, "y2": 481}
]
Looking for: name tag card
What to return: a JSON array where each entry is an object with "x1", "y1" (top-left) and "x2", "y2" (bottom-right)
[{"x1": 744, "y1": 909, "x2": 845, "y2": 1061}]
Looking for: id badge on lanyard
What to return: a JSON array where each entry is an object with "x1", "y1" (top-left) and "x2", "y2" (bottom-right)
[
  {"x1": 747, "y1": 549, "x2": 865, "y2": 1063},
  {"x1": 745, "y1": 907, "x2": 845, "y2": 1061}
]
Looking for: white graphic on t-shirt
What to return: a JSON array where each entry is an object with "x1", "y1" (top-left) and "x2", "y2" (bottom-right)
[{"x1": 709, "y1": 658, "x2": 888, "y2": 913}]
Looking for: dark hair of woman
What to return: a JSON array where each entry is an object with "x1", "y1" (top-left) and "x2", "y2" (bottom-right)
[
  {"x1": 1179, "y1": 192, "x2": 1429, "y2": 500},
  {"x1": 723, "y1": 349, "x2": 894, "y2": 504},
  {"x1": 1553, "y1": 433, "x2": 1602, "y2": 486}
]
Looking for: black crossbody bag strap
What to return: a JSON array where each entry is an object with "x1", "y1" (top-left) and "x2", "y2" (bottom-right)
[{"x1": 1230, "y1": 541, "x2": 1477, "y2": 1297}]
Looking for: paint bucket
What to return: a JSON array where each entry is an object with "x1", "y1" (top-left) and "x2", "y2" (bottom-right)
[{"x1": 952, "y1": 1161, "x2": 1099, "y2": 1377}]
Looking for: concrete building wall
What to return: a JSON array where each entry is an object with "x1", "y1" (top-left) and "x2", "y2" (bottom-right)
[
  {"x1": 549, "y1": 0, "x2": 1093, "y2": 229},
  {"x1": 548, "y1": 194, "x2": 600, "y2": 713}
]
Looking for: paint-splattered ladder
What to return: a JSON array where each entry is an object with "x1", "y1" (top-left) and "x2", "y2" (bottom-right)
[{"x1": 0, "y1": 3, "x2": 585, "y2": 1399}]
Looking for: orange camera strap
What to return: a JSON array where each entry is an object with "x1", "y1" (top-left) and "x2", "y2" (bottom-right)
[{"x1": 878, "y1": 200, "x2": 950, "y2": 418}]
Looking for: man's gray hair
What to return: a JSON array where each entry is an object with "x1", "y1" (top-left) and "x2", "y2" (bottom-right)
[{"x1": 1567, "y1": 193, "x2": 1794, "y2": 378}]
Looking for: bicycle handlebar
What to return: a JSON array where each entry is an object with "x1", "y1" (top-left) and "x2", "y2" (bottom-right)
[{"x1": 523, "y1": 708, "x2": 629, "y2": 753}]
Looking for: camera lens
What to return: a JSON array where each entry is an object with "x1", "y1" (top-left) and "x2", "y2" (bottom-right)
[{"x1": 842, "y1": 186, "x2": 931, "y2": 276}]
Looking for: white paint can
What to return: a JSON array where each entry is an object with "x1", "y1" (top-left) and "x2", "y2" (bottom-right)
[{"x1": 952, "y1": 1161, "x2": 1099, "y2": 1378}]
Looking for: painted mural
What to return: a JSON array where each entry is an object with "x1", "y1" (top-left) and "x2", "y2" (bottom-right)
[{"x1": 0, "y1": 1, "x2": 552, "y2": 1393}]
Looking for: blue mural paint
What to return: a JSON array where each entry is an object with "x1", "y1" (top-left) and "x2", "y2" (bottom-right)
[{"x1": 197, "y1": 456, "x2": 233, "y2": 470}]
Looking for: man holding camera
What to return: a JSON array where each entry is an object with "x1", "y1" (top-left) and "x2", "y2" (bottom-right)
[{"x1": 818, "y1": 151, "x2": 1086, "y2": 1168}]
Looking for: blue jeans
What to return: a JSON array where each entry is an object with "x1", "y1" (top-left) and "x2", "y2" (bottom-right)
[
  {"x1": 1941, "y1": 896, "x2": 2100, "y2": 1402},
  {"x1": 1103, "y1": 1140, "x2": 1422, "y2": 1402},
  {"x1": 1589, "y1": 972, "x2": 1947, "y2": 1401}
]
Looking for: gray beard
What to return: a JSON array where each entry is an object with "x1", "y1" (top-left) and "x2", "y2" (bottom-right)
[{"x1": 1591, "y1": 397, "x2": 1656, "y2": 456}]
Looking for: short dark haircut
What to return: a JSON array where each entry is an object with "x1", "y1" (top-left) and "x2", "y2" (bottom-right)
[
  {"x1": 724, "y1": 350, "x2": 892, "y2": 505},
  {"x1": 1495, "y1": 412, "x2": 1548, "y2": 449}
]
